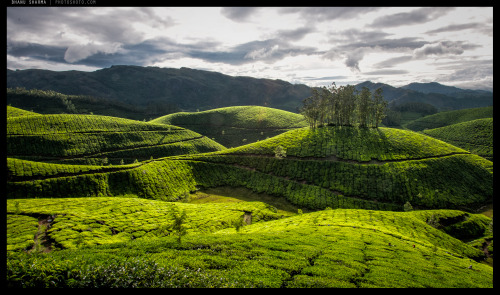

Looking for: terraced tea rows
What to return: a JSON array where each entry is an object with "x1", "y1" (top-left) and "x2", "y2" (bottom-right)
[
  {"x1": 405, "y1": 106, "x2": 493, "y2": 131},
  {"x1": 7, "y1": 113, "x2": 225, "y2": 165},
  {"x1": 8, "y1": 126, "x2": 493, "y2": 212},
  {"x1": 423, "y1": 118, "x2": 493, "y2": 162}
]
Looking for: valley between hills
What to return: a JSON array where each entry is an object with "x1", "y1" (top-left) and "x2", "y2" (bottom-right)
[{"x1": 6, "y1": 78, "x2": 493, "y2": 287}]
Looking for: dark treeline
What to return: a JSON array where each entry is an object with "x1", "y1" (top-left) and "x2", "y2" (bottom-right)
[
  {"x1": 300, "y1": 83, "x2": 387, "y2": 129},
  {"x1": 7, "y1": 87, "x2": 179, "y2": 120}
]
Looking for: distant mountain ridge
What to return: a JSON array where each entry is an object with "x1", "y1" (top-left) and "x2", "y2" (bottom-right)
[
  {"x1": 401, "y1": 82, "x2": 492, "y2": 96},
  {"x1": 7, "y1": 66, "x2": 311, "y2": 113},
  {"x1": 7, "y1": 66, "x2": 492, "y2": 114},
  {"x1": 355, "y1": 81, "x2": 492, "y2": 111}
]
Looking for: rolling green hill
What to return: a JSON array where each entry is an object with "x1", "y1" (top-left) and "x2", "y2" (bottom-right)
[
  {"x1": 423, "y1": 118, "x2": 493, "y2": 162},
  {"x1": 150, "y1": 106, "x2": 308, "y2": 148},
  {"x1": 8, "y1": 126, "x2": 493, "y2": 212},
  {"x1": 405, "y1": 106, "x2": 493, "y2": 131},
  {"x1": 6, "y1": 197, "x2": 493, "y2": 287},
  {"x1": 7, "y1": 112, "x2": 225, "y2": 165}
]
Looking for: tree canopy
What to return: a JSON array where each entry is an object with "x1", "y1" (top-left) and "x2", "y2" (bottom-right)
[{"x1": 300, "y1": 83, "x2": 387, "y2": 128}]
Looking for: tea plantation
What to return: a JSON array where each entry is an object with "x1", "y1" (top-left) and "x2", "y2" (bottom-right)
[
  {"x1": 7, "y1": 109, "x2": 225, "y2": 165},
  {"x1": 6, "y1": 106, "x2": 493, "y2": 288}
]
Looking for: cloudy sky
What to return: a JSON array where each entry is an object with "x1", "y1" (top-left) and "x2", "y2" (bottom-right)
[{"x1": 6, "y1": 6, "x2": 493, "y2": 90}]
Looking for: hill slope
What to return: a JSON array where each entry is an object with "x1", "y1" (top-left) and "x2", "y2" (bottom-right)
[
  {"x1": 401, "y1": 81, "x2": 492, "y2": 96},
  {"x1": 8, "y1": 126, "x2": 493, "y2": 212},
  {"x1": 6, "y1": 198, "x2": 493, "y2": 287},
  {"x1": 7, "y1": 112, "x2": 225, "y2": 165},
  {"x1": 151, "y1": 106, "x2": 308, "y2": 148},
  {"x1": 422, "y1": 118, "x2": 493, "y2": 162},
  {"x1": 405, "y1": 106, "x2": 493, "y2": 131},
  {"x1": 7, "y1": 105, "x2": 40, "y2": 117}
]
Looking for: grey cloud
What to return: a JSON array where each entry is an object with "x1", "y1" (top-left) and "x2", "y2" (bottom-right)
[
  {"x1": 279, "y1": 7, "x2": 381, "y2": 22},
  {"x1": 276, "y1": 26, "x2": 316, "y2": 41},
  {"x1": 426, "y1": 22, "x2": 483, "y2": 34},
  {"x1": 437, "y1": 63, "x2": 492, "y2": 91},
  {"x1": 189, "y1": 39, "x2": 319, "y2": 65},
  {"x1": 324, "y1": 35, "x2": 428, "y2": 72},
  {"x1": 373, "y1": 55, "x2": 413, "y2": 69},
  {"x1": 342, "y1": 37, "x2": 428, "y2": 50},
  {"x1": 329, "y1": 28, "x2": 391, "y2": 43},
  {"x1": 303, "y1": 76, "x2": 348, "y2": 81},
  {"x1": 7, "y1": 7, "x2": 176, "y2": 64},
  {"x1": 413, "y1": 41, "x2": 479, "y2": 58},
  {"x1": 344, "y1": 48, "x2": 366, "y2": 72},
  {"x1": 121, "y1": 37, "x2": 319, "y2": 66},
  {"x1": 7, "y1": 40, "x2": 68, "y2": 64},
  {"x1": 426, "y1": 22, "x2": 493, "y2": 38},
  {"x1": 6, "y1": 32, "x2": 321, "y2": 69},
  {"x1": 363, "y1": 69, "x2": 409, "y2": 75},
  {"x1": 220, "y1": 7, "x2": 261, "y2": 22},
  {"x1": 371, "y1": 7, "x2": 454, "y2": 28}
]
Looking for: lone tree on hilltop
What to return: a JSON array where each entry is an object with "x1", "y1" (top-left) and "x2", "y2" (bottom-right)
[{"x1": 300, "y1": 82, "x2": 387, "y2": 129}]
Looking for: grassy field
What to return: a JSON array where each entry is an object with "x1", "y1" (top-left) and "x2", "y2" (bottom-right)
[{"x1": 150, "y1": 106, "x2": 308, "y2": 148}]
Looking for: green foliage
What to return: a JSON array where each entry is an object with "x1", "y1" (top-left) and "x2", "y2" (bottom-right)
[
  {"x1": 169, "y1": 206, "x2": 188, "y2": 244},
  {"x1": 300, "y1": 83, "x2": 387, "y2": 128},
  {"x1": 274, "y1": 145, "x2": 286, "y2": 159},
  {"x1": 403, "y1": 201, "x2": 413, "y2": 212},
  {"x1": 6, "y1": 253, "x2": 237, "y2": 288}
]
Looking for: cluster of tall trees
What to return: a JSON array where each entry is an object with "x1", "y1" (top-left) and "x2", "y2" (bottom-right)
[{"x1": 300, "y1": 83, "x2": 387, "y2": 128}]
